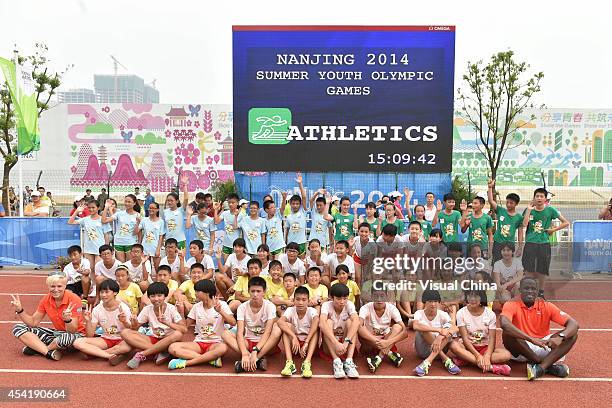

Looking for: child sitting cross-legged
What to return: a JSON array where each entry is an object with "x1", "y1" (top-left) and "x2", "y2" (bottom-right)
[
  {"x1": 121, "y1": 282, "x2": 187, "y2": 369},
  {"x1": 73, "y1": 279, "x2": 134, "y2": 365},
  {"x1": 276, "y1": 286, "x2": 319, "y2": 378},
  {"x1": 412, "y1": 289, "x2": 461, "y2": 377},
  {"x1": 167, "y1": 279, "x2": 236, "y2": 370}
]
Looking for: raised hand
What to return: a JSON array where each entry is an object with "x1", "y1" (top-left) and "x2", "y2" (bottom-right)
[
  {"x1": 180, "y1": 173, "x2": 189, "y2": 189},
  {"x1": 213, "y1": 201, "x2": 221, "y2": 212},
  {"x1": 459, "y1": 199, "x2": 468, "y2": 212},
  {"x1": 436, "y1": 199, "x2": 443, "y2": 212},
  {"x1": 487, "y1": 178, "x2": 495, "y2": 189},
  {"x1": 295, "y1": 172, "x2": 303, "y2": 185},
  {"x1": 186, "y1": 205, "x2": 194, "y2": 216},
  {"x1": 118, "y1": 309, "x2": 129, "y2": 324},
  {"x1": 527, "y1": 200, "x2": 536, "y2": 211}
]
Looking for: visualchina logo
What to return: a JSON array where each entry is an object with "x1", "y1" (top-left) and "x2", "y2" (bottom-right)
[{"x1": 248, "y1": 108, "x2": 292, "y2": 145}]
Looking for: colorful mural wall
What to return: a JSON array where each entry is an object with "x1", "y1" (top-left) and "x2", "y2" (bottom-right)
[
  {"x1": 452, "y1": 109, "x2": 612, "y2": 187},
  {"x1": 67, "y1": 104, "x2": 233, "y2": 193}
]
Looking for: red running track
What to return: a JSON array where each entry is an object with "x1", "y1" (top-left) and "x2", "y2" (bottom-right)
[{"x1": 0, "y1": 274, "x2": 611, "y2": 408}]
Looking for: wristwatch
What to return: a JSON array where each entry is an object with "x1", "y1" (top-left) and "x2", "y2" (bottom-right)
[
  {"x1": 558, "y1": 332, "x2": 566, "y2": 340},
  {"x1": 344, "y1": 337, "x2": 353, "y2": 344}
]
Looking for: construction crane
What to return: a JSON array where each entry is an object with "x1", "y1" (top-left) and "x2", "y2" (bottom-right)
[{"x1": 110, "y1": 55, "x2": 128, "y2": 102}]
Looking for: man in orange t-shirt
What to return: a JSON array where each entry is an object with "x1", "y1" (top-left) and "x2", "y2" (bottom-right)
[
  {"x1": 10, "y1": 273, "x2": 85, "y2": 361},
  {"x1": 500, "y1": 277, "x2": 578, "y2": 380}
]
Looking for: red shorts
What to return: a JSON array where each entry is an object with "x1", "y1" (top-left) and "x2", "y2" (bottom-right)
[
  {"x1": 353, "y1": 253, "x2": 362, "y2": 265},
  {"x1": 474, "y1": 344, "x2": 489, "y2": 355},
  {"x1": 102, "y1": 337, "x2": 123, "y2": 348},
  {"x1": 245, "y1": 339, "x2": 258, "y2": 352},
  {"x1": 148, "y1": 335, "x2": 161, "y2": 345},
  {"x1": 196, "y1": 341, "x2": 217, "y2": 354}
]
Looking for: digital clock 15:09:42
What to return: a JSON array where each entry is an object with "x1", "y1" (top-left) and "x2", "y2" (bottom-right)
[{"x1": 368, "y1": 153, "x2": 437, "y2": 165}]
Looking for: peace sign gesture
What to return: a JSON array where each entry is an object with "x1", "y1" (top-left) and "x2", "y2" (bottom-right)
[
  {"x1": 9, "y1": 294, "x2": 22, "y2": 312},
  {"x1": 83, "y1": 304, "x2": 93, "y2": 323},
  {"x1": 213, "y1": 295, "x2": 222, "y2": 313},
  {"x1": 62, "y1": 304, "x2": 75, "y2": 321},
  {"x1": 459, "y1": 199, "x2": 468, "y2": 212},
  {"x1": 156, "y1": 304, "x2": 167, "y2": 323}
]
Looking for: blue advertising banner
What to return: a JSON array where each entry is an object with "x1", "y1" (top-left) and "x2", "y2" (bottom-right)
[
  {"x1": 235, "y1": 171, "x2": 451, "y2": 215},
  {"x1": 572, "y1": 221, "x2": 612, "y2": 272},
  {"x1": 0, "y1": 218, "x2": 80, "y2": 266},
  {"x1": 233, "y1": 25, "x2": 456, "y2": 172}
]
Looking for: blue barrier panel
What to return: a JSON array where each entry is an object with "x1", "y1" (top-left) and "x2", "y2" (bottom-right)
[
  {"x1": 235, "y1": 172, "x2": 451, "y2": 213},
  {"x1": 0, "y1": 218, "x2": 80, "y2": 267},
  {"x1": 572, "y1": 221, "x2": 612, "y2": 272}
]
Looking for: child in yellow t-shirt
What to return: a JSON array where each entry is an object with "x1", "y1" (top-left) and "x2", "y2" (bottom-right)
[
  {"x1": 175, "y1": 263, "x2": 205, "y2": 318},
  {"x1": 264, "y1": 260, "x2": 284, "y2": 300},
  {"x1": 143, "y1": 265, "x2": 179, "y2": 305},
  {"x1": 228, "y1": 258, "x2": 263, "y2": 313},
  {"x1": 303, "y1": 267, "x2": 328, "y2": 312},
  {"x1": 116, "y1": 265, "x2": 144, "y2": 315},
  {"x1": 331, "y1": 264, "x2": 361, "y2": 307},
  {"x1": 273, "y1": 271, "x2": 298, "y2": 316}
]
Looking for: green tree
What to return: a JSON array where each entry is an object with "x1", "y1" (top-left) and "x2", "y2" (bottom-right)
[
  {"x1": 457, "y1": 50, "x2": 544, "y2": 181},
  {"x1": 0, "y1": 43, "x2": 70, "y2": 214}
]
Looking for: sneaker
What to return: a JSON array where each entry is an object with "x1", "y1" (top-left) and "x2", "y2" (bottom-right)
[
  {"x1": 22, "y1": 346, "x2": 38, "y2": 356},
  {"x1": 546, "y1": 363, "x2": 570, "y2": 378},
  {"x1": 367, "y1": 355, "x2": 382, "y2": 373},
  {"x1": 527, "y1": 363, "x2": 545, "y2": 380},
  {"x1": 155, "y1": 352, "x2": 170, "y2": 366},
  {"x1": 281, "y1": 360, "x2": 296, "y2": 376},
  {"x1": 491, "y1": 364, "x2": 511, "y2": 376},
  {"x1": 168, "y1": 358, "x2": 187, "y2": 370},
  {"x1": 44, "y1": 350, "x2": 62, "y2": 361},
  {"x1": 343, "y1": 359, "x2": 359, "y2": 379},
  {"x1": 301, "y1": 361, "x2": 313, "y2": 378},
  {"x1": 127, "y1": 352, "x2": 146, "y2": 369},
  {"x1": 108, "y1": 354, "x2": 127, "y2": 366},
  {"x1": 444, "y1": 358, "x2": 461, "y2": 375},
  {"x1": 256, "y1": 357, "x2": 268, "y2": 371},
  {"x1": 388, "y1": 351, "x2": 404, "y2": 368},
  {"x1": 414, "y1": 360, "x2": 431, "y2": 377},
  {"x1": 234, "y1": 361, "x2": 245, "y2": 373},
  {"x1": 452, "y1": 357, "x2": 466, "y2": 367},
  {"x1": 209, "y1": 357, "x2": 222, "y2": 368},
  {"x1": 333, "y1": 358, "x2": 346, "y2": 379}
]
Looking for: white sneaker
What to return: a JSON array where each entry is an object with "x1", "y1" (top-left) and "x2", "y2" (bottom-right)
[
  {"x1": 333, "y1": 358, "x2": 346, "y2": 379},
  {"x1": 343, "y1": 359, "x2": 359, "y2": 379}
]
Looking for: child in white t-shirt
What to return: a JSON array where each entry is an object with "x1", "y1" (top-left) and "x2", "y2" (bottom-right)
[
  {"x1": 73, "y1": 279, "x2": 134, "y2": 365},
  {"x1": 279, "y1": 242, "x2": 307, "y2": 282},
  {"x1": 412, "y1": 289, "x2": 461, "y2": 377},
  {"x1": 492, "y1": 242, "x2": 524, "y2": 304},
  {"x1": 449, "y1": 290, "x2": 512, "y2": 375},
  {"x1": 358, "y1": 289, "x2": 407, "y2": 373},
  {"x1": 122, "y1": 282, "x2": 187, "y2": 369},
  {"x1": 122, "y1": 244, "x2": 151, "y2": 292},
  {"x1": 216, "y1": 238, "x2": 251, "y2": 298},
  {"x1": 319, "y1": 283, "x2": 360, "y2": 379},
  {"x1": 224, "y1": 276, "x2": 282, "y2": 373},
  {"x1": 167, "y1": 279, "x2": 236, "y2": 370},
  {"x1": 64, "y1": 245, "x2": 92, "y2": 300},
  {"x1": 276, "y1": 286, "x2": 319, "y2": 378}
]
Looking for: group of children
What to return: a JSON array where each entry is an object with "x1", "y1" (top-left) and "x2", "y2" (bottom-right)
[{"x1": 50, "y1": 174, "x2": 569, "y2": 378}]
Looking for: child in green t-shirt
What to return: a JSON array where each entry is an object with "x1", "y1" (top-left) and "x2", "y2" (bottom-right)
[
  {"x1": 487, "y1": 179, "x2": 524, "y2": 264},
  {"x1": 460, "y1": 196, "x2": 493, "y2": 258}
]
